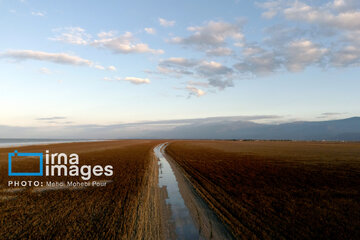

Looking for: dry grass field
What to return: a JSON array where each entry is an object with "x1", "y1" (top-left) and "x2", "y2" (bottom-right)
[
  {"x1": 0, "y1": 140, "x2": 164, "y2": 239},
  {"x1": 166, "y1": 140, "x2": 360, "y2": 240}
]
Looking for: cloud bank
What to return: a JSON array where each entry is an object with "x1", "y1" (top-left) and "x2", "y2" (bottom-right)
[{"x1": 51, "y1": 28, "x2": 164, "y2": 55}]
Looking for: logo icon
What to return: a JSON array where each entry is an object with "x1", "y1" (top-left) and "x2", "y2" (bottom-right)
[{"x1": 8, "y1": 150, "x2": 43, "y2": 176}]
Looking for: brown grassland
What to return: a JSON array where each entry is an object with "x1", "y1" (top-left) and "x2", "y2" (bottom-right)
[
  {"x1": 166, "y1": 140, "x2": 360, "y2": 240},
  {"x1": 0, "y1": 140, "x2": 164, "y2": 240}
]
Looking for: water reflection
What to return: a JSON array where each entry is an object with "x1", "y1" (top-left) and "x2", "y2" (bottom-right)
[{"x1": 154, "y1": 143, "x2": 200, "y2": 239}]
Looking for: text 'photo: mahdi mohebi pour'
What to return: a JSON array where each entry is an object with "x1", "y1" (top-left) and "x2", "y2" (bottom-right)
[{"x1": 0, "y1": 0, "x2": 360, "y2": 239}]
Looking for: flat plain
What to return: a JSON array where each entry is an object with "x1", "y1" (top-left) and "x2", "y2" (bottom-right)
[
  {"x1": 1, "y1": 140, "x2": 359, "y2": 239},
  {"x1": 0, "y1": 140, "x2": 164, "y2": 239},
  {"x1": 165, "y1": 140, "x2": 360, "y2": 240}
]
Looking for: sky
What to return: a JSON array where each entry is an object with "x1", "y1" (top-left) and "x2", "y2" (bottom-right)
[{"x1": 0, "y1": 0, "x2": 360, "y2": 137}]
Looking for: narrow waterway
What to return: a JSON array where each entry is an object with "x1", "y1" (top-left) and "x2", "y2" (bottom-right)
[
  {"x1": 154, "y1": 143, "x2": 200, "y2": 239},
  {"x1": 154, "y1": 143, "x2": 235, "y2": 240}
]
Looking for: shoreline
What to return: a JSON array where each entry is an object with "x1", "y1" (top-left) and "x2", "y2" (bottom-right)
[{"x1": 0, "y1": 139, "x2": 113, "y2": 148}]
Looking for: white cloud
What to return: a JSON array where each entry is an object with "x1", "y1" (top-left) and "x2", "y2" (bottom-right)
[
  {"x1": 157, "y1": 57, "x2": 197, "y2": 76},
  {"x1": 257, "y1": 0, "x2": 360, "y2": 34},
  {"x1": 97, "y1": 31, "x2": 116, "y2": 38},
  {"x1": 157, "y1": 57, "x2": 234, "y2": 89},
  {"x1": 94, "y1": 65, "x2": 105, "y2": 70},
  {"x1": 333, "y1": 31, "x2": 360, "y2": 66},
  {"x1": 235, "y1": 49, "x2": 282, "y2": 76},
  {"x1": 243, "y1": 46, "x2": 264, "y2": 56},
  {"x1": 234, "y1": 43, "x2": 283, "y2": 76},
  {"x1": 260, "y1": 0, "x2": 360, "y2": 31},
  {"x1": 207, "y1": 78, "x2": 234, "y2": 89},
  {"x1": 206, "y1": 47, "x2": 233, "y2": 56},
  {"x1": 36, "y1": 116, "x2": 67, "y2": 121},
  {"x1": 50, "y1": 27, "x2": 91, "y2": 45},
  {"x1": 144, "y1": 28, "x2": 156, "y2": 34},
  {"x1": 263, "y1": 24, "x2": 307, "y2": 47},
  {"x1": 332, "y1": 0, "x2": 360, "y2": 11},
  {"x1": 39, "y1": 67, "x2": 52, "y2": 74},
  {"x1": 343, "y1": 29, "x2": 360, "y2": 44},
  {"x1": 197, "y1": 61, "x2": 233, "y2": 76},
  {"x1": 186, "y1": 86, "x2": 206, "y2": 97},
  {"x1": 171, "y1": 20, "x2": 244, "y2": 49},
  {"x1": 120, "y1": 77, "x2": 150, "y2": 85},
  {"x1": 187, "y1": 80, "x2": 209, "y2": 87},
  {"x1": 0, "y1": 50, "x2": 113, "y2": 71},
  {"x1": 160, "y1": 57, "x2": 198, "y2": 68},
  {"x1": 262, "y1": 10, "x2": 278, "y2": 19},
  {"x1": 255, "y1": 1, "x2": 360, "y2": 73},
  {"x1": 256, "y1": 0, "x2": 284, "y2": 19},
  {"x1": 159, "y1": 18, "x2": 175, "y2": 27},
  {"x1": 284, "y1": 40, "x2": 327, "y2": 72},
  {"x1": 107, "y1": 65, "x2": 117, "y2": 71},
  {"x1": 157, "y1": 66, "x2": 193, "y2": 76},
  {"x1": 92, "y1": 31, "x2": 164, "y2": 54},
  {"x1": 331, "y1": 45, "x2": 360, "y2": 67},
  {"x1": 31, "y1": 11, "x2": 45, "y2": 17},
  {"x1": 50, "y1": 28, "x2": 163, "y2": 55},
  {"x1": 0, "y1": 50, "x2": 93, "y2": 66},
  {"x1": 234, "y1": 40, "x2": 327, "y2": 75}
]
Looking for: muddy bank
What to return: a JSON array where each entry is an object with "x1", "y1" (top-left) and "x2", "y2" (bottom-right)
[
  {"x1": 127, "y1": 151, "x2": 164, "y2": 239},
  {"x1": 155, "y1": 143, "x2": 235, "y2": 240}
]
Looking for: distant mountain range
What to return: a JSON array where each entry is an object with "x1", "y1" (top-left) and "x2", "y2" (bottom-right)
[
  {"x1": 143, "y1": 117, "x2": 360, "y2": 141},
  {"x1": 1, "y1": 117, "x2": 359, "y2": 141}
]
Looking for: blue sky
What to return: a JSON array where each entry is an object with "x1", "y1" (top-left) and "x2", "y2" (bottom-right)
[{"x1": 0, "y1": 0, "x2": 359, "y2": 135}]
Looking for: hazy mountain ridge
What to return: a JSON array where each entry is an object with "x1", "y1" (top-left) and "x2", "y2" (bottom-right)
[
  {"x1": 1, "y1": 117, "x2": 359, "y2": 140},
  {"x1": 147, "y1": 117, "x2": 360, "y2": 140}
]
